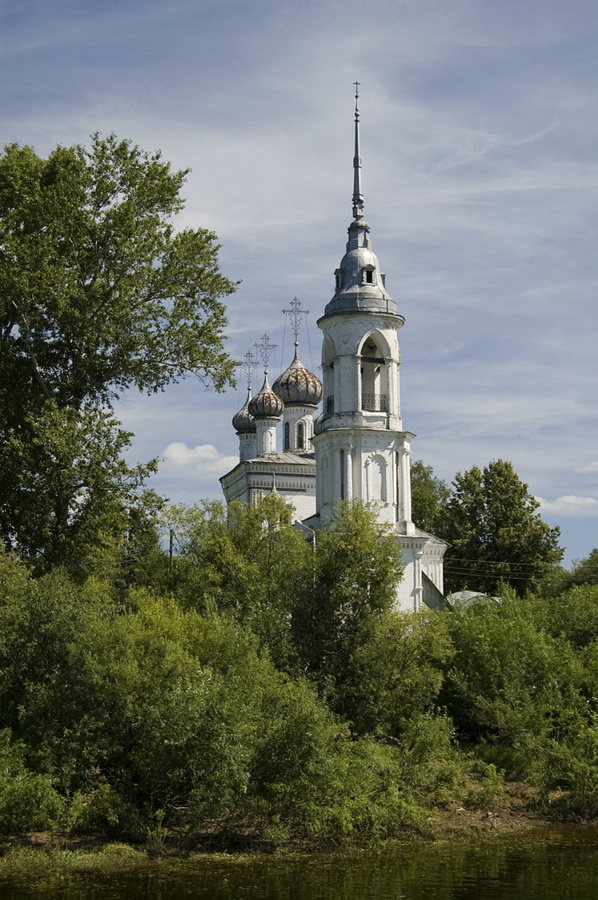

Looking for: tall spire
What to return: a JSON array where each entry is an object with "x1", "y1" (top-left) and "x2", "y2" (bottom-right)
[
  {"x1": 321, "y1": 83, "x2": 400, "y2": 320},
  {"x1": 352, "y1": 81, "x2": 364, "y2": 221}
]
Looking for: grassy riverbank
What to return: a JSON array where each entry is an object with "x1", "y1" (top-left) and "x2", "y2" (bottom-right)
[{"x1": 0, "y1": 775, "x2": 581, "y2": 878}]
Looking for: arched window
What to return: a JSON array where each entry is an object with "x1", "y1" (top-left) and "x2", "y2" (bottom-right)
[
  {"x1": 297, "y1": 421, "x2": 305, "y2": 450},
  {"x1": 284, "y1": 421, "x2": 290, "y2": 451}
]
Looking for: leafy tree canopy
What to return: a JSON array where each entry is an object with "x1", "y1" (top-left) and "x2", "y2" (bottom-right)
[
  {"x1": 0, "y1": 134, "x2": 237, "y2": 412},
  {"x1": 435, "y1": 459, "x2": 562, "y2": 595},
  {"x1": 0, "y1": 135, "x2": 237, "y2": 571},
  {"x1": 410, "y1": 460, "x2": 450, "y2": 534}
]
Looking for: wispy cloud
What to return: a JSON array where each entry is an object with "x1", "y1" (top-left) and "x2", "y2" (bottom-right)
[
  {"x1": 537, "y1": 495, "x2": 598, "y2": 516},
  {"x1": 575, "y1": 461, "x2": 598, "y2": 474}
]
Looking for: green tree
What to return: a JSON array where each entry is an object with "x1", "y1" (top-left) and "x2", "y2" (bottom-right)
[
  {"x1": 0, "y1": 135, "x2": 237, "y2": 407},
  {"x1": 0, "y1": 135, "x2": 237, "y2": 570},
  {"x1": 436, "y1": 460, "x2": 562, "y2": 595},
  {"x1": 0, "y1": 404, "x2": 156, "y2": 577},
  {"x1": 165, "y1": 494, "x2": 312, "y2": 669},
  {"x1": 554, "y1": 549, "x2": 598, "y2": 594},
  {"x1": 292, "y1": 501, "x2": 404, "y2": 701},
  {"x1": 441, "y1": 590, "x2": 585, "y2": 751},
  {"x1": 410, "y1": 460, "x2": 450, "y2": 534},
  {"x1": 341, "y1": 610, "x2": 454, "y2": 738},
  {"x1": 570, "y1": 549, "x2": 598, "y2": 586},
  {"x1": 529, "y1": 583, "x2": 598, "y2": 651}
]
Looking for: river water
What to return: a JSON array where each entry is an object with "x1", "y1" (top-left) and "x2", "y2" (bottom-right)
[{"x1": 2, "y1": 827, "x2": 598, "y2": 899}]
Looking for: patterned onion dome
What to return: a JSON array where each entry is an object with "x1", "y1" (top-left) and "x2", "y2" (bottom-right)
[
  {"x1": 272, "y1": 345, "x2": 323, "y2": 407},
  {"x1": 248, "y1": 373, "x2": 284, "y2": 419},
  {"x1": 232, "y1": 388, "x2": 256, "y2": 433}
]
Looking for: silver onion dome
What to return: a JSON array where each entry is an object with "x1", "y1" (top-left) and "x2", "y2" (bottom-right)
[
  {"x1": 248, "y1": 373, "x2": 284, "y2": 419},
  {"x1": 232, "y1": 388, "x2": 256, "y2": 433},
  {"x1": 272, "y1": 345, "x2": 323, "y2": 407}
]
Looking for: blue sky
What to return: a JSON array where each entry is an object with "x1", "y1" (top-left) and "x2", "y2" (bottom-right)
[{"x1": 2, "y1": 0, "x2": 597, "y2": 566}]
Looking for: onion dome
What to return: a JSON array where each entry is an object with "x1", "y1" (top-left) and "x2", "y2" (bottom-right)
[
  {"x1": 232, "y1": 388, "x2": 256, "y2": 433},
  {"x1": 248, "y1": 373, "x2": 284, "y2": 419},
  {"x1": 272, "y1": 344, "x2": 323, "y2": 407}
]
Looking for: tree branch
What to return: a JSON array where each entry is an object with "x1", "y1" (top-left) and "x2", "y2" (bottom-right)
[{"x1": 11, "y1": 301, "x2": 52, "y2": 401}]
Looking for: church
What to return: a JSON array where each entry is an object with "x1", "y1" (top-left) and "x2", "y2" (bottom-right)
[{"x1": 220, "y1": 92, "x2": 447, "y2": 612}]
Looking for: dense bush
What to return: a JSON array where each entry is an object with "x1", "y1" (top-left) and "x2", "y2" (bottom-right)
[{"x1": 2, "y1": 521, "x2": 598, "y2": 838}]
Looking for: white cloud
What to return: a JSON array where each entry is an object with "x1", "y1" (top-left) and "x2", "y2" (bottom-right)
[
  {"x1": 575, "y1": 461, "x2": 598, "y2": 474},
  {"x1": 536, "y1": 495, "x2": 598, "y2": 516},
  {"x1": 162, "y1": 442, "x2": 238, "y2": 476}
]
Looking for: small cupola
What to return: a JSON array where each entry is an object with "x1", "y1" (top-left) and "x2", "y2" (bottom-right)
[
  {"x1": 248, "y1": 374, "x2": 284, "y2": 420},
  {"x1": 232, "y1": 387, "x2": 257, "y2": 434},
  {"x1": 272, "y1": 344, "x2": 322, "y2": 408}
]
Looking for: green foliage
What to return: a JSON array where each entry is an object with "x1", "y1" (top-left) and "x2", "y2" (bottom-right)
[
  {"x1": 569, "y1": 549, "x2": 598, "y2": 587},
  {"x1": 168, "y1": 497, "x2": 405, "y2": 695},
  {"x1": 0, "y1": 135, "x2": 237, "y2": 407},
  {"x1": 0, "y1": 135, "x2": 236, "y2": 571},
  {"x1": 436, "y1": 459, "x2": 562, "y2": 595},
  {"x1": 540, "y1": 549, "x2": 598, "y2": 598},
  {"x1": 464, "y1": 760, "x2": 505, "y2": 810},
  {"x1": 0, "y1": 731, "x2": 64, "y2": 832},
  {"x1": 530, "y1": 583, "x2": 598, "y2": 650},
  {"x1": 0, "y1": 551, "x2": 369, "y2": 834},
  {"x1": 292, "y1": 501, "x2": 403, "y2": 697},
  {"x1": 3, "y1": 492, "x2": 598, "y2": 837},
  {"x1": 166, "y1": 494, "x2": 311, "y2": 668},
  {"x1": 336, "y1": 610, "x2": 454, "y2": 737},
  {"x1": 410, "y1": 460, "x2": 450, "y2": 534},
  {"x1": 441, "y1": 590, "x2": 585, "y2": 751},
  {"x1": 536, "y1": 722, "x2": 598, "y2": 819},
  {"x1": 0, "y1": 404, "x2": 157, "y2": 578}
]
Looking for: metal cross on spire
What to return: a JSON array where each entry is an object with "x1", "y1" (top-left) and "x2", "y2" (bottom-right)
[
  {"x1": 254, "y1": 333, "x2": 277, "y2": 372},
  {"x1": 241, "y1": 351, "x2": 258, "y2": 391},
  {"x1": 282, "y1": 297, "x2": 310, "y2": 345},
  {"x1": 352, "y1": 80, "x2": 364, "y2": 221}
]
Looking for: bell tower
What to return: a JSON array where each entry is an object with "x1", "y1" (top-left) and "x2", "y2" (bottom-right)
[
  {"x1": 313, "y1": 85, "x2": 414, "y2": 534},
  {"x1": 311, "y1": 86, "x2": 446, "y2": 610}
]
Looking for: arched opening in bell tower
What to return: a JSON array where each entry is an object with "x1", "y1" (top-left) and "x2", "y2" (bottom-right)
[
  {"x1": 360, "y1": 334, "x2": 387, "y2": 413},
  {"x1": 322, "y1": 335, "x2": 335, "y2": 416}
]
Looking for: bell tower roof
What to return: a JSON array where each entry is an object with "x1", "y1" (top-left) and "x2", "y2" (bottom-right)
[{"x1": 322, "y1": 85, "x2": 401, "y2": 323}]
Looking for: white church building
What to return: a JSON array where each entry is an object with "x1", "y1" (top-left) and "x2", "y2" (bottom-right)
[{"x1": 220, "y1": 92, "x2": 447, "y2": 612}]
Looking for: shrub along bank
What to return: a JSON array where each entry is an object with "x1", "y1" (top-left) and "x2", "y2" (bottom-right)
[{"x1": 1, "y1": 498, "x2": 597, "y2": 847}]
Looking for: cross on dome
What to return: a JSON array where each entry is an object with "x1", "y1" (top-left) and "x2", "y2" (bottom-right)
[
  {"x1": 254, "y1": 333, "x2": 277, "y2": 373},
  {"x1": 282, "y1": 297, "x2": 310, "y2": 346},
  {"x1": 241, "y1": 350, "x2": 258, "y2": 392}
]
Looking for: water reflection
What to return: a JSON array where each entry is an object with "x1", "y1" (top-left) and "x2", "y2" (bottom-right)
[{"x1": 2, "y1": 827, "x2": 598, "y2": 900}]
